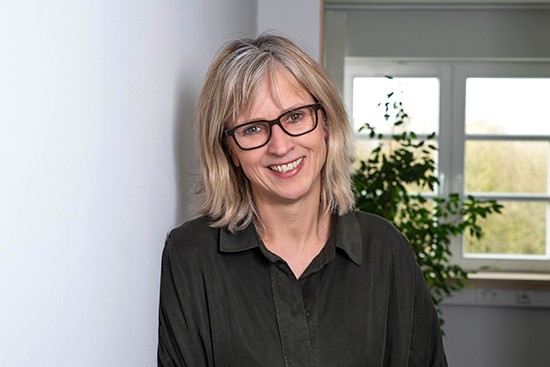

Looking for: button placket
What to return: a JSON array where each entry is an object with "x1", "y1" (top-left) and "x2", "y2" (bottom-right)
[{"x1": 270, "y1": 263, "x2": 315, "y2": 367}]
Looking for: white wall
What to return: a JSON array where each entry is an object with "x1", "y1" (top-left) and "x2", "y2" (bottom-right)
[
  {"x1": 343, "y1": 9, "x2": 550, "y2": 58},
  {"x1": 441, "y1": 291, "x2": 550, "y2": 367},
  {"x1": 0, "y1": 0, "x2": 324, "y2": 365},
  {"x1": 0, "y1": 0, "x2": 256, "y2": 366},
  {"x1": 257, "y1": 0, "x2": 322, "y2": 61}
]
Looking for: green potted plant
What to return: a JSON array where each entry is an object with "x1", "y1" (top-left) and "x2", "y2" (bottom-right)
[{"x1": 352, "y1": 85, "x2": 502, "y2": 327}]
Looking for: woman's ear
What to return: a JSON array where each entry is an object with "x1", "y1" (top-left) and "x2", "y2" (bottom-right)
[
  {"x1": 231, "y1": 151, "x2": 241, "y2": 167},
  {"x1": 223, "y1": 137, "x2": 241, "y2": 167},
  {"x1": 226, "y1": 144, "x2": 241, "y2": 167}
]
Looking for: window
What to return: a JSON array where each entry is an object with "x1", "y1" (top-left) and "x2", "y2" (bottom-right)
[
  {"x1": 345, "y1": 59, "x2": 550, "y2": 272},
  {"x1": 352, "y1": 76, "x2": 440, "y2": 185}
]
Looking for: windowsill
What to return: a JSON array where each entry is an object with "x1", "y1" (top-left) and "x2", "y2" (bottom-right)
[
  {"x1": 466, "y1": 272, "x2": 550, "y2": 291},
  {"x1": 442, "y1": 272, "x2": 550, "y2": 308}
]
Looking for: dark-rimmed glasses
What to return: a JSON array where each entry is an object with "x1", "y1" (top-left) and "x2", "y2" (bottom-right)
[{"x1": 224, "y1": 102, "x2": 323, "y2": 150}]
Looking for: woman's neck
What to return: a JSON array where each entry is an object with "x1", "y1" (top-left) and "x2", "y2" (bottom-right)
[{"x1": 255, "y1": 198, "x2": 332, "y2": 278}]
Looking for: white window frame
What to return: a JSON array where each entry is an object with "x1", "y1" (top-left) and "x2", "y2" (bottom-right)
[{"x1": 345, "y1": 58, "x2": 550, "y2": 272}]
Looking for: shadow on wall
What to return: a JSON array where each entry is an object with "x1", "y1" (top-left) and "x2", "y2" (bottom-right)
[{"x1": 173, "y1": 76, "x2": 201, "y2": 226}]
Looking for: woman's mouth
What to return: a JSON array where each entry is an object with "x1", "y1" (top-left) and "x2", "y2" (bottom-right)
[{"x1": 269, "y1": 157, "x2": 304, "y2": 173}]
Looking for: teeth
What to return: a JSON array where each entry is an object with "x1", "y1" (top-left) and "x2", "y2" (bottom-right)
[{"x1": 270, "y1": 157, "x2": 303, "y2": 173}]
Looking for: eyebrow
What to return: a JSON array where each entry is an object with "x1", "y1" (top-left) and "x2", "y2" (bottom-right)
[{"x1": 236, "y1": 102, "x2": 312, "y2": 126}]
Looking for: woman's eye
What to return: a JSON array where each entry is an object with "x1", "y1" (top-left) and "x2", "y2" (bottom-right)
[
  {"x1": 287, "y1": 112, "x2": 304, "y2": 123},
  {"x1": 241, "y1": 124, "x2": 264, "y2": 136}
]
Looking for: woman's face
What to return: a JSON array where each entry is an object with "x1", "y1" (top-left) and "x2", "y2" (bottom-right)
[{"x1": 227, "y1": 69, "x2": 327, "y2": 210}]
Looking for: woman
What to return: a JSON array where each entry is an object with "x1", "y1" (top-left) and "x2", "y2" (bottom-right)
[{"x1": 158, "y1": 34, "x2": 447, "y2": 367}]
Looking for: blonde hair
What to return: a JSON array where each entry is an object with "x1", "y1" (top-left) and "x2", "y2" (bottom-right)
[{"x1": 195, "y1": 34, "x2": 354, "y2": 233}]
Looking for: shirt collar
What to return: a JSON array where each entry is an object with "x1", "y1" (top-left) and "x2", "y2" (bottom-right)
[
  {"x1": 333, "y1": 211, "x2": 362, "y2": 265},
  {"x1": 219, "y1": 211, "x2": 362, "y2": 266},
  {"x1": 219, "y1": 223, "x2": 260, "y2": 252}
]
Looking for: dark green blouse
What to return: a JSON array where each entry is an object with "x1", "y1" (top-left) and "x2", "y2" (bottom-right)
[{"x1": 158, "y1": 211, "x2": 448, "y2": 366}]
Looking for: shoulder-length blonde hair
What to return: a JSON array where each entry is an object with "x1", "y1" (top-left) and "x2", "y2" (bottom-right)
[{"x1": 195, "y1": 33, "x2": 355, "y2": 233}]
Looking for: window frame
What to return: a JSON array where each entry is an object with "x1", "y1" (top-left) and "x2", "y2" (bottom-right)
[{"x1": 344, "y1": 58, "x2": 550, "y2": 272}]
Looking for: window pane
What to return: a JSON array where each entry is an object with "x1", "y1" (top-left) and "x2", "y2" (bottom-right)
[
  {"x1": 465, "y1": 78, "x2": 550, "y2": 136},
  {"x1": 355, "y1": 139, "x2": 438, "y2": 162},
  {"x1": 465, "y1": 201, "x2": 548, "y2": 257},
  {"x1": 354, "y1": 139, "x2": 438, "y2": 194},
  {"x1": 465, "y1": 141, "x2": 549, "y2": 194},
  {"x1": 352, "y1": 77, "x2": 439, "y2": 135},
  {"x1": 354, "y1": 139, "x2": 380, "y2": 162}
]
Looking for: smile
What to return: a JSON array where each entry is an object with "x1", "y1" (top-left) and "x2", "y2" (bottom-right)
[{"x1": 269, "y1": 157, "x2": 304, "y2": 173}]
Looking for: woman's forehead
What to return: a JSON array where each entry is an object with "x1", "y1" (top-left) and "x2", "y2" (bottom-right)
[{"x1": 236, "y1": 68, "x2": 310, "y2": 121}]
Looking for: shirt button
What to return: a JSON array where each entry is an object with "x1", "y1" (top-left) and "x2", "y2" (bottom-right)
[{"x1": 305, "y1": 310, "x2": 311, "y2": 318}]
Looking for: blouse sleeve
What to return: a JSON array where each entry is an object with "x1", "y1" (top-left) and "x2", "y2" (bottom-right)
[
  {"x1": 157, "y1": 237, "x2": 210, "y2": 367},
  {"x1": 408, "y1": 260, "x2": 449, "y2": 367}
]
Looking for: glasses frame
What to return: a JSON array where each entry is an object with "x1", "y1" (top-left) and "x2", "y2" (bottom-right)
[{"x1": 224, "y1": 102, "x2": 323, "y2": 151}]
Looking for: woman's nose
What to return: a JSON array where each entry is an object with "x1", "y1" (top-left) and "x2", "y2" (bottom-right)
[{"x1": 267, "y1": 124, "x2": 293, "y2": 155}]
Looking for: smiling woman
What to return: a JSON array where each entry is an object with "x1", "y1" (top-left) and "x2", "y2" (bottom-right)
[
  {"x1": 157, "y1": 33, "x2": 448, "y2": 366},
  {"x1": 223, "y1": 68, "x2": 329, "y2": 236}
]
